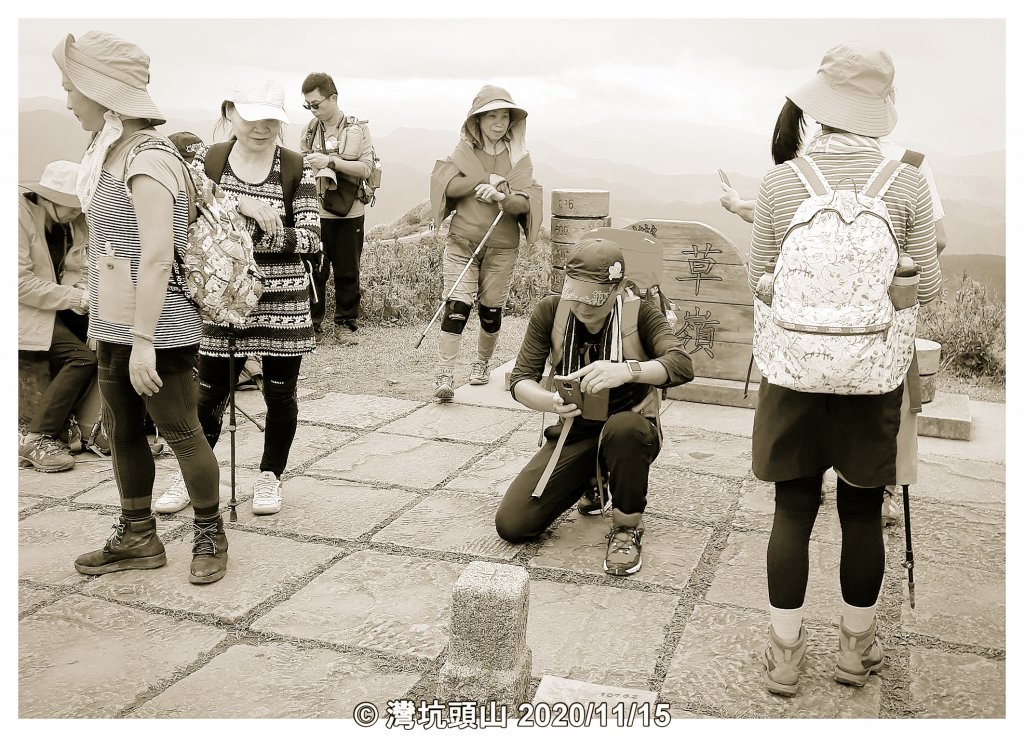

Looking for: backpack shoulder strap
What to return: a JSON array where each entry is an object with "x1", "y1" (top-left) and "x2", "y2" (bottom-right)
[
  {"x1": 548, "y1": 297, "x2": 572, "y2": 370},
  {"x1": 278, "y1": 147, "x2": 304, "y2": 227},
  {"x1": 864, "y1": 159, "x2": 905, "y2": 199},
  {"x1": 203, "y1": 141, "x2": 234, "y2": 183},
  {"x1": 788, "y1": 155, "x2": 830, "y2": 197},
  {"x1": 900, "y1": 149, "x2": 925, "y2": 168}
]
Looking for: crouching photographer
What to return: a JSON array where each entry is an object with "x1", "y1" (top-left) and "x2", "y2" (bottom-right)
[{"x1": 495, "y1": 231, "x2": 693, "y2": 576}]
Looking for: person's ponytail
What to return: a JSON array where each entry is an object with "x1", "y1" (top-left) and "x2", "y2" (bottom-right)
[{"x1": 771, "y1": 99, "x2": 805, "y2": 165}]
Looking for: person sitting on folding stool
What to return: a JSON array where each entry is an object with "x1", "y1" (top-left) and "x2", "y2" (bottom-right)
[{"x1": 495, "y1": 231, "x2": 693, "y2": 575}]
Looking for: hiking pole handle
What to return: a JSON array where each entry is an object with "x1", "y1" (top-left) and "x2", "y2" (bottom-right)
[{"x1": 413, "y1": 209, "x2": 505, "y2": 348}]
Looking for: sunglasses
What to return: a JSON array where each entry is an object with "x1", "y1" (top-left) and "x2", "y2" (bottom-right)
[{"x1": 302, "y1": 97, "x2": 330, "y2": 111}]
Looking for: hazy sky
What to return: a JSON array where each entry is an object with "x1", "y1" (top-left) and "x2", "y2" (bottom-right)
[{"x1": 17, "y1": 15, "x2": 1006, "y2": 160}]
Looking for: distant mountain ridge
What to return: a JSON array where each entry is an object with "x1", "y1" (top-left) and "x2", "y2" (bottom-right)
[{"x1": 20, "y1": 98, "x2": 1005, "y2": 263}]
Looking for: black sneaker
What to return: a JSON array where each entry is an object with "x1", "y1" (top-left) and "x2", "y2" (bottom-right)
[
  {"x1": 604, "y1": 525, "x2": 643, "y2": 576},
  {"x1": 577, "y1": 485, "x2": 610, "y2": 516}
]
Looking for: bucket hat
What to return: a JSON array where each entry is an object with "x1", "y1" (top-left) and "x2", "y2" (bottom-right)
[
  {"x1": 224, "y1": 81, "x2": 290, "y2": 124},
  {"x1": 19, "y1": 160, "x2": 81, "y2": 209},
  {"x1": 788, "y1": 41, "x2": 898, "y2": 137},
  {"x1": 52, "y1": 32, "x2": 165, "y2": 125},
  {"x1": 467, "y1": 84, "x2": 528, "y2": 123}
]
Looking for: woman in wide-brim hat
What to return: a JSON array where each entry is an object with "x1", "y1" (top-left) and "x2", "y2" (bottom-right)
[
  {"x1": 427, "y1": 84, "x2": 543, "y2": 402},
  {"x1": 745, "y1": 41, "x2": 942, "y2": 697},
  {"x1": 54, "y1": 31, "x2": 227, "y2": 586}
]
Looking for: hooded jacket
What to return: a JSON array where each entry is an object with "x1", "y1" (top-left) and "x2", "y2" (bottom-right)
[
  {"x1": 430, "y1": 85, "x2": 543, "y2": 245},
  {"x1": 18, "y1": 192, "x2": 89, "y2": 351}
]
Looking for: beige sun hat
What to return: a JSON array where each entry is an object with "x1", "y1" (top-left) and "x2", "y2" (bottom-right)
[
  {"x1": 52, "y1": 31, "x2": 165, "y2": 125},
  {"x1": 19, "y1": 160, "x2": 81, "y2": 209},
  {"x1": 788, "y1": 41, "x2": 898, "y2": 138}
]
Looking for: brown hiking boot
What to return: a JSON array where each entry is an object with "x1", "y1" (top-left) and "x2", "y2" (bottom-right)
[
  {"x1": 18, "y1": 434, "x2": 75, "y2": 473},
  {"x1": 763, "y1": 624, "x2": 808, "y2": 696},
  {"x1": 835, "y1": 618, "x2": 884, "y2": 686},
  {"x1": 604, "y1": 509, "x2": 644, "y2": 576},
  {"x1": 75, "y1": 515, "x2": 166, "y2": 575},
  {"x1": 189, "y1": 515, "x2": 228, "y2": 585}
]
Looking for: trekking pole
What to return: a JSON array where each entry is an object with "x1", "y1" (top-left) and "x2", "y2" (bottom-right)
[
  {"x1": 227, "y1": 333, "x2": 239, "y2": 523},
  {"x1": 413, "y1": 209, "x2": 505, "y2": 348},
  {"x1": 902, "y1": 483, "x2": 915, "y2": 608}
]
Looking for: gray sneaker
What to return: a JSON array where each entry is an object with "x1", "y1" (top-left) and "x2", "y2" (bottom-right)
[
  {"x1": 469, "y1": 360, "x2": 491, "y2": 385},
  {"x1": 433, "y1": 370, "x2": 455, "y2": 402},
  {"x1": 18, "y1": 435, "x2": 75, "y2": 473}
]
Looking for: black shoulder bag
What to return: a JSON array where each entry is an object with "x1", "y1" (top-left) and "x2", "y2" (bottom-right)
[{"x1": 317, "y1": 120, "x2": 359, "y2": 217}]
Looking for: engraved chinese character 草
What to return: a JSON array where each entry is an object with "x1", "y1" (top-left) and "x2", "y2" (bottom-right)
[{"x1": 675, "y1": 243, "x2": 723, "y2": 296}]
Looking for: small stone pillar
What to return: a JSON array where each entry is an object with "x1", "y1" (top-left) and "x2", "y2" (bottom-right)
[
  {"x1": 549, "y1": 189, "x2": 610, "y2": 293},
  {"x1": 435, "y1": 561, "x2": 532, "y2": 709},
  {"x1": 916, "y1": 338, "x2": 941, "y2": 403}
]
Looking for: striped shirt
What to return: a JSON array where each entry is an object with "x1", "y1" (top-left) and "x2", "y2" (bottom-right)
[
  {"x1": 193, "y1": 145, "x2": 322, "y2": 358},
  {"x1": 86, "y1": 131, "x2": 202, "y2": 348},
  {"x1": 749, "y1": 132, "x2": 941, "y2": 302}
]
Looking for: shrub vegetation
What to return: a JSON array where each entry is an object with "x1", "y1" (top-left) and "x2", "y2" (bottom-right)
[{"x1": 918, "y1": 273, "x2": 1006, "y2": 381}]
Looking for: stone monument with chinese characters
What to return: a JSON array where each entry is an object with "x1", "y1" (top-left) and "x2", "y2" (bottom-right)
[{"x1": 626, "y1": 219, "x2": 761, "y2": 407}]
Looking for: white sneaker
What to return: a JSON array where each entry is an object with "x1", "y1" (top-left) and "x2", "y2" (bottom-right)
[
  {"x1": 154, "y1": 470, "x2": 191, "y2": 513},
  {"x1": 468, "y1": 360, "x2": 491, "y2": 385},
  {"x1": 252, "y1": 471, "x2": 283, "y2": 515}
]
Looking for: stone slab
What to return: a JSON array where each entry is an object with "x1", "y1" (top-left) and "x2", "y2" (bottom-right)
[
  {"x1": 17, "y1": 464, "x2": 113, "y2": 499},
  {"x1": 908, "y1": 648, "x2": 1005, "y2": 718},
  {"x1": 84, "y1": 528, "x2": 338, "y2": 623},
  {"x1": 527, "y1": 579, "x2": 676, "y2": 684},
  {"x1": 918, "y1": 400, "x2": 1003, "y2": 464},
  {"x1": 309, "y1": 432, "x2": 481, "y2": 489},
  {"x1": 654, "y1": 428, "x2": 753, "y2": 478},
  {"x1": 529, "y1": 514, "x2": 711, "y2": 590},
  {"x1": 445, "y1": 562, "x2": 530, "y2": 669},
  {"x1": 667, "y1": 376, "x2": 759, "y2": 409},
  {"x1": 75, "y1": 467, "x2": 264, "y2": 510},
  {"x1": 19, "y1": 595, "x2": 225, "y2": 718},
  {"x1": 18, "y1": 586, "x2": 54, "y2": 614},
  {"x1": 901, "y1": 562, "x2": 1004, "y2": 650},
  {"x1": 915, "y1": 338, "x2": 941, "y2": 375},
  {"x1": 373, "y1": 492, "x2": 518, "y2": 560},
  {"x1": 19, "y1": 508, "x2": 185, "y2": 586},
  {"x1": 706, "y1": 530, "x2": 860, "y2": 623},
  {"x1": 299, "y1": 392, "x2": 422, "y2": 429},
  {"x1": 444, "y1": 446, "x2": 536, "y2": 497},
  {"x1": 232, "y1": 476, "x2": 418, "y2": 540},
  {"x1": 917, "y1": 391, "x2": 972, "y2": 440},
  {"x1": 647, "y1": 464, "x2": 741, "y2": 523},
  {"x1": 18, "y1": 494, "x2": 47, "y2": 512},
  {"x1": 913, "y1": 455, "x2": 1005, "y2": 508},
  {"x1": 533, "y1": 675, "x2": 657, "y2": 707},
  {"x1": 379, "y1": 403, "x2": 527, "y2": 444},
  {"x1": 659, "y1": 604, "x2": 881, "y2": 718},
  {"x1": 911, "y1": 502, "x2": 1005, "y2": 572},
  {"x1": 504, "y1": 419, "x2": 549, "y2": 453},
  {"x1": 452, "y1": 359, "x2": 524, "y2": 411},
  {"x1": 134, "y1": 642, "x2": 422, "y2": 718},
  {"x1": 659, "y1": 400, "x2": 755, "y2": 437},
  {"x1": 251, "y1": 550, "x2": 464, "y2": 659},
  {"x1": 213, "y1": 424, "x2": 357, "y2": 469}
]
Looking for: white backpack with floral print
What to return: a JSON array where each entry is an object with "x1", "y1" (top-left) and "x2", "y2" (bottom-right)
[{"x1": 752, "y1": 156, "x2": 918, "y2": 395}]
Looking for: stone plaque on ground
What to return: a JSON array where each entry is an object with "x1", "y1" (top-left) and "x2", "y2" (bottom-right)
[
  {"x1": 532, "y1": 675, "x2": 657, "y2": 706},
  {"x1": 626, "y1": 219, "x2": 759, "y2": 384}
]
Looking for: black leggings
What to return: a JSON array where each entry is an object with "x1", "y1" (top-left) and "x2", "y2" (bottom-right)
[
  {"x1": 97, "y1": 342, "x2": 220, "y2": 516},
  {"x1": 767, "y1": 473, "x2": 885, "y2": 609},
  {"x1": 196, "y1": 354, "x2": 301, "y2": 477}
]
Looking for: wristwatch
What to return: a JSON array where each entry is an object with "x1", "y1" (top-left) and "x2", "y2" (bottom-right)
[{"x1": 626, "y1": 360, "x2": 642, "y2": 380}]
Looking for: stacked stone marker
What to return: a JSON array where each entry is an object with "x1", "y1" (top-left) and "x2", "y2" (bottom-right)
[
  {"x1": 435, "y1": 561, "x2": 532, "y2": 709},
  {"x1": 549, "y1": 189, "x2": 611, "y2": 293}
]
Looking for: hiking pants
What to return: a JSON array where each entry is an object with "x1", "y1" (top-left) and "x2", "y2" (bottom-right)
[
  {"x1": 311, "y1": 215, "x2": 364, "y2": 326},
  {"x1": 196, "y1": 354, "x2": 302, "y2": 477},
  {"x1": 29, "y1": 312, "x2": 96, "y2": 436},
  {"x1": 96, "y1": 341, "x2": 219, "y2": 514},
  {"x1": 495, "y1": 412, "x2": 660, "y2": 543}
]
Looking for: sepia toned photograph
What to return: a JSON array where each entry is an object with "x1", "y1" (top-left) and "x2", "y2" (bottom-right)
[{"x1": 13, "y1": 10, "x2": 1008, "y2": 726}]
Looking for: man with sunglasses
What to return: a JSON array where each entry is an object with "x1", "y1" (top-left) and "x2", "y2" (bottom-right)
[{"x1": 299, "y1": 72, "x2": 375, "y2": 340}]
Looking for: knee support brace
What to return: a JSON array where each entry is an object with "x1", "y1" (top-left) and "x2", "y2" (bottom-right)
[
  {"x1": 478, "y1": 304, "x2": 503, "y2": 334},
  {"x1": 440, "y1": 300, "x2": 472, "y2": 334}
]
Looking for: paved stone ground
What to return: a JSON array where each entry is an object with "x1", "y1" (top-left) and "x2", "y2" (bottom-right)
[{"x1": 17, "y1": 373, "x2": 1006, "y2": 720}]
